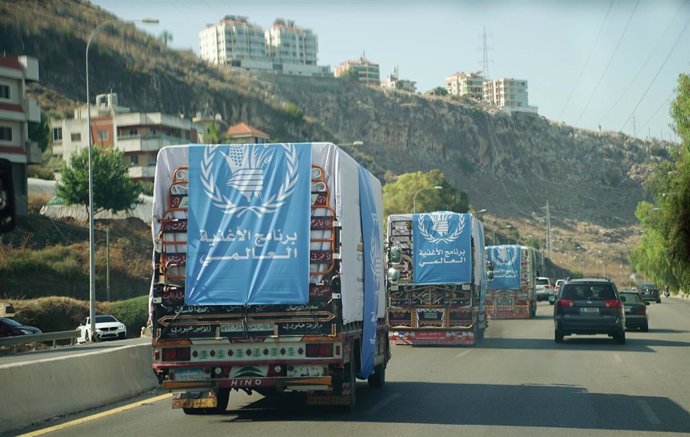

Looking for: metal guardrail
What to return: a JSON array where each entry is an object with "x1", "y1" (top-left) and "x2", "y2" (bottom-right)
[{"x1": 0, "y1": 330, "x2": 80, "y2": 349}]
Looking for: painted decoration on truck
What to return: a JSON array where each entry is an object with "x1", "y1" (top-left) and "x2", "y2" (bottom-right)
[
  {"x1": 412, "y1": 212, "x2": 472, "y2": 285},
  {"x1": 357, "y1": 167, "x2": 382, "y2": 378},
  {"x1": 486, "y1": 245, "x2": 522, "y2": 290},
  {"x1": 185, "y1": 144, "x2": 311, "y2": 305}
]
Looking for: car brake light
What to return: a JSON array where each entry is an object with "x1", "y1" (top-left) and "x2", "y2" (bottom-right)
[
  {"x1": 558, "y1": 298, "x2": 575, "y2": 308},
  {"x1": 162, "y1": 347, "x2": 191, "y2": 362},
  {"x1": 545, "y1": 285, "x2": 550, "y2": 289},
  {"x1": 604, "y1": 299, "x2": 622, "y2": 309}
]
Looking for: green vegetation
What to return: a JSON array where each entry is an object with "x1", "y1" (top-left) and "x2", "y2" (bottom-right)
[
  {"x1": 8, "y1": 295, "x2": 148, "y2": 337},
  {"x1": 56, "y1": 146, "x2": 142, "y2": 218},
  {"x1": 630, "y1": 73, "x2": 690, "y2": 291},
  {"x1": 283, "y1": 102, "x2": 305, "y2": 123},
  {"x1": 383, "y1": 169, "x2": 469, "y2": 216}
]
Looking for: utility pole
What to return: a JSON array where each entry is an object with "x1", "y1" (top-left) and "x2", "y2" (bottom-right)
[
  {"x1": 106, "y1": 226, "x2": 110, "y2": 302},
  {"x1": 545, "y1": 200, "x2": 551, "y2": 260}
]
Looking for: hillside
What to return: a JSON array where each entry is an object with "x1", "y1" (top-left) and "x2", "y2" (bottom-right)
[
  {"x1": 0, "y1": 0, "x2": 672, "y2": 292},
  {"x1": 1, "y1": 0, "x2": 667, "y2": 224}
]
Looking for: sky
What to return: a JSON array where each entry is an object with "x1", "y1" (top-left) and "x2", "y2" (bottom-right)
[{"x1": 90, "y1": 0, "x2": 690, "y2": 142}]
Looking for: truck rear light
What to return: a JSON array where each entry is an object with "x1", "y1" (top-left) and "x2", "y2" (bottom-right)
[
  {"x1": 162, "y1": 347, "x2": 191, "y2": 362},
  {"x1": 306, "y1": 343, "x2": 334, "y2": 357},
  {"x1": 268, "y1": 365, "x2": 286, "y2": 377},
  {"x1": 604, "y1": 299, "x2": 622, "y2": 309},
  {"x1": 558, "y1": 299, "x2": 575, "y2": 308}
]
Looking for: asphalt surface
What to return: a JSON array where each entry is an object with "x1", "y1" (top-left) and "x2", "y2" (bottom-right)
[{"x1": 14, "y1": 298, "x2": 690, "y2": 437}]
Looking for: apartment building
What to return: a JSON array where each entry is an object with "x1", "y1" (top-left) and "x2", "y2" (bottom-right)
[
  {"x1": 445, "y1": 72, "x2": 485, "y2": 101},
  {"x1": 51, "y1": 93, "x2": 199, "y2": 181},
  {"x1": 0, "y1": 55, "x2": 41, "y2": 218},
  {"x1": 381, "y1": 69, "x2": 417, "y2": 93},
  {"x1": 199, "y1": 16, "x2": 331, "y2": 77},
  {"x1": 483, "y1": 78, "x2": 538, "y2": 114},
  {"x1": 334, "y1": 57, "x2": 381, "y2": 85},
  {"x1": 199, "y1": 15, "x2": 272, "y2": 71}
]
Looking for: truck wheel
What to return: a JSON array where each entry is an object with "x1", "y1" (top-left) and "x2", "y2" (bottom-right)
[{"x1": 367, "y1": 364, "x2": 386, "y2": 389}]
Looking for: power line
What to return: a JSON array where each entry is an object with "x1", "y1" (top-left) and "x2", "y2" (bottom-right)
[
  {"x1": 558, "y1": 0, "x2": 615, "y2": 121},
  {"x1": 642, "y1": 89, "x2": 676, "y2": 132},
  {"x1": 575, "y1": 0, "x2": 640, "y2": 125},
  {"x1": 621, "y1": 13, "x2": 690, "y2": 132},
  {"x1": 598, "y1": 0, "x2": 688, "y2": 126}
]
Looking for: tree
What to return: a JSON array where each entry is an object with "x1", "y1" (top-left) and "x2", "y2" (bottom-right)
[
  {"x1": 56, "y1": 146, "x2": 142, "y2": 218},
  {"x1": 28, "y1": 112, "x2": 50, "y2": 153},
  {"x1": 631, "y1": 73, "x2": 690, "y2": 290},
  {"x1": 206, "y1": 122, "x2": 222, "y2": 144},
  {"x1": 383, "y1": 169, "x2": 469, "y2": 217},
  {"x1": 427, "y1": 87, "x2": 448, "y2": 97},
  {"x1": 339, "y1": 67, "x2": 360, "y2": 81},
  {"x1": 159, "y1": 30, "x2": 173, "y2": 48}
]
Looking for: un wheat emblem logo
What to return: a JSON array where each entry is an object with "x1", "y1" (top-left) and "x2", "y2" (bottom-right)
[
  {"x1": 200, "y1": 144, "x2": 299, "y2": 217},
  {"x1": 491, "y1": 246, "x2": 519, "y2": 266},
  {"x1": 417, "y1": 212, "x2": 464, "y2": 244}
]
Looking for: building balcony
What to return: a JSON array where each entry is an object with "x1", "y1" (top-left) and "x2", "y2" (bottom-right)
[
  {"x1": 27, "y1": 99, "x2": 40, "y2": 123},
  {"x1": 128, "y1": 165, "x2": 156, "y2": 179},
  {"x1": 117, "y1": 134, "x2": 189, "y2": 152}
]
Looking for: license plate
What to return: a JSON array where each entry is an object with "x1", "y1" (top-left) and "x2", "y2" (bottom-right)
[
  {"x1": 625, "y1": 309, "x2": 631, "y2": 314},
  {"x1": 173, "y1": 369, "x2": 207, "y2": 382},
  {"x1": 580, "y1": 307, "x2": 599, "y2": 313},
  {"x1": 172, "y1": 398, "x2": 217, "y2": 409}
]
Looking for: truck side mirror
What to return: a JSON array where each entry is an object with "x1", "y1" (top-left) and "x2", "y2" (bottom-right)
[
  {"x1": 0, "y1": 159, "x2": 15, "y2": 233},
  {"x1": 388, "y1": 245, "x2": 402, "y2": 264}
]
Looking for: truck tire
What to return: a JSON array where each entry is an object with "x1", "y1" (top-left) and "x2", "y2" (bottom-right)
[
  {"x1": 344, "y1": 362, "x2": 356, "y2": 411},
  {"x1": 367, "y1": 364, "x2": 386, "y2": 389}
]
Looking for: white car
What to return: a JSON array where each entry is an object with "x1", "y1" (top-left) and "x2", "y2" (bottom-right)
[
  {"x1": 535, "y1": 277, "x2": 552, "y2": 301},
  {"x1": 77, "y1": 315, "x2": 127, "y2": 343}
]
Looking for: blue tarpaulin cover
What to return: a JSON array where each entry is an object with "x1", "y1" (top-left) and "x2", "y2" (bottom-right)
[
  {"x1": 486, "y1": 245, "x2": 522, "y2": 290},
  {"x1": 412, "y1": 212, "x2": 472, "y2": 285},
  {"x1": 184, "y1": 143, "x2": 311, "y2": 305}
]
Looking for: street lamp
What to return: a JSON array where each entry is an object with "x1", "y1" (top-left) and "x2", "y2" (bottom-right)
[
  {"x1": 412, "y1": 185, "x2": 442, "y2": 214},
  {"x1": 85, "y1": 17, "x2": 159, "y2": 341}
]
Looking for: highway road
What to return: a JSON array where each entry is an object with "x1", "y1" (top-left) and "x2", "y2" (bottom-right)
[{"x1": 16, "y1": 298, "x2": 690, "y2": 437}]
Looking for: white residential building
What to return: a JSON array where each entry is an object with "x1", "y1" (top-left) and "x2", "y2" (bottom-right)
[
  {"x1": 199, "y1": 16, "x2": 331, "y2": 77},
  {"x1": 483, "y1": 78, "x2": 538, "y2": 114},
  {"x1": 445, "y1": 72, "x2": 485, "y2": 101},
  {"x1": 334, "y1": 57, "x2": 381, "y2": 85},
  {"x1": 0, "y1": 55, "x2": 41, "y2": 218},
  {"x1": 199, "y1": 15, "x2": 273, "y2": 71},
  {"x1": 266, "y1": 19, "x2": 318, "y2": 66},
  {"x1": 381, "y1": 68, "x2": 417, "y2": 93},
  {"x1": 50, "y1": 93, "x2": 200, "y2": 181}
]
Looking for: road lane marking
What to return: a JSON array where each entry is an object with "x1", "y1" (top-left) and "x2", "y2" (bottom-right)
[
  {"x1": 455, "y1": 350, "x2": 473, "y2": 359},
  {"x1": 636, "y1": 399, "x2": 662, "y2": 425},
  {"x1": 17, "y1": 393, "x2": 171, "y2": 437},
  {"x1": 366, "y1": 393, "x2": 401, "y2": 415},
  {"x1": 613, "y1": 353, "x2": 622, "y2": 363}
]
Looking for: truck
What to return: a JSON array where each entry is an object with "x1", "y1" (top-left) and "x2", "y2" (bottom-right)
[
  {"x1": 386, "y1": 211, "x2": 489, "y2": 345},
  {"x1": 149, "y1": 142, "x2": 389, "y2": 414},
  {"x1": 484, "y1": 245, "x2": 537, "y2": 319}
]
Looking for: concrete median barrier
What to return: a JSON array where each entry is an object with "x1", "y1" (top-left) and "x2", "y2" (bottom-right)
[{"x1": 0, "y1": 343, "x2": 158, "y2": 434}]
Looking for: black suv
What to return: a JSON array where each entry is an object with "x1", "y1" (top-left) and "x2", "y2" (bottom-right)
[
  {"x1": 636, "y1": 284, "x2": 661, "y2": 303},
  {"x1": 553, "y1": 278, "x2": 626, "y2": 344}
]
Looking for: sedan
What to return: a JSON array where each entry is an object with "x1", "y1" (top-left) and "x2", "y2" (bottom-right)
[
  {"x1": 620, "y1": 292, "x2": 649, "y2": 332},
  {"x1": 0, "y1": 317, "x2": 42, "y2": 337}
]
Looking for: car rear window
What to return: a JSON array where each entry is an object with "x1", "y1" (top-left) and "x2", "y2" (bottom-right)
[
  {"x1": 620, "y1": 293, "x2": 642, "y2": 303},
  {"x1": 537, "y1": 278, "x2": 550, "y2": 285},
  {"x1": 560, "y1": 283, "x2": 616, "y2": 300}
]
